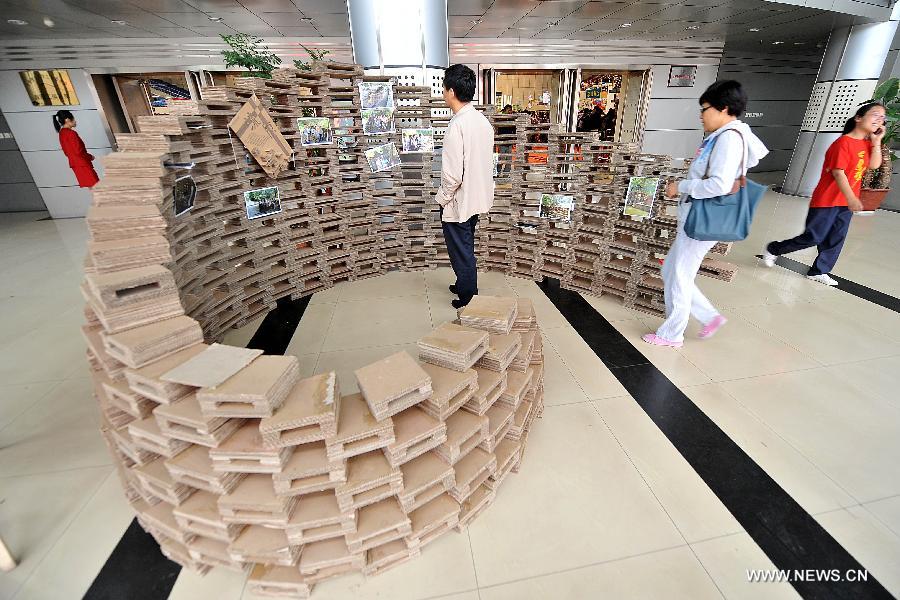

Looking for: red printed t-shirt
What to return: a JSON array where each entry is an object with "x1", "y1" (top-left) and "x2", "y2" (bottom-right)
[{"x1": 809, "y1": 135, "x2": 870, "y2": 208}]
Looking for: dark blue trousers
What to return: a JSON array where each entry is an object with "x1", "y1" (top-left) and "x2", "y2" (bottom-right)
[
  {"x1": 442, "y1": 213, "x2": 479, "y2": 304},
  {"x1": 767, "y1": 206, "x2": 852, "y2": 276}
]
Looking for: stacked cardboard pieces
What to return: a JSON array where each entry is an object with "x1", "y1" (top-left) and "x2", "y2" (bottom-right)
[{"x1": 94, "y1": 291, "x2": 543, "y2": 599}]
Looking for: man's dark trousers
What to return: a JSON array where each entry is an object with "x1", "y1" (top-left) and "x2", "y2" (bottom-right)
[
  {"x1": 442, "y1": 213, "x2": 479, "y2": 305},
  {"x1": 767, "y1": 206, "x2": 852, "y2": 275}
]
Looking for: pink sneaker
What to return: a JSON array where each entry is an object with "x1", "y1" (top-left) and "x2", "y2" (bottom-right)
[
  {"x1": 698, "y1": 315, "x2": 727, "y2": 339},
  {"x1": 641, "y1": 333, "x2": 683, "y2": 348}
]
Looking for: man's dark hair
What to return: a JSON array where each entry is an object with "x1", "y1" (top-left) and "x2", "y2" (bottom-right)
[
  {"x1": 699, "y1": 80, "x2": 747, "y2": 117},
  {"x1": 444, "y1": 64, "x2": 476, "y2": 102}
]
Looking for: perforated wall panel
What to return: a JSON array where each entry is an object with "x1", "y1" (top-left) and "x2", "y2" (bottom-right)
[
  {"x1": 800, "y1": 81, "x2": 831, "y2": 132},
  {"x1": 819, "y1": 79, "x2": 878, "y2": 132}
]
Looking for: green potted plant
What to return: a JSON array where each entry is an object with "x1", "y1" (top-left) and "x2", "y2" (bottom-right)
[
  {"x1": 861, "y1": 77, "x2": 900, "y2": 210},
  {"x1": 293, "y1": 43, "x2": 330, "y2": 71},
  {"x1": 220, "y1": 33, "x2": 282, "y2": 79}
]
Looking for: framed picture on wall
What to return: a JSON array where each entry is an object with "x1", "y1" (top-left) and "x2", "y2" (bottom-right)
[
  {"x1": 19, "y1": 70, "x2": 80, "y2": 106},
  {"x1": 668, "y1": 65, "x2": 697, "y2": 88}
]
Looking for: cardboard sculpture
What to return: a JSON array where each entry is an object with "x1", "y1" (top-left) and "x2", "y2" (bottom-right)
[{"x1": 84, "y1": 60, "x2": 735, "y2": 598}]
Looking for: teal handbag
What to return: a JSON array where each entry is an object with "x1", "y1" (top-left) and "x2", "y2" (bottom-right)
[{"x1": 684, "y1": 129, "x2": 768, "y2": 242}]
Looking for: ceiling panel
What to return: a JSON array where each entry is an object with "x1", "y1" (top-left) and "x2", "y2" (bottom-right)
[
  {"x1": 526, "y1": 0, "x2": 589, "y2": 17},
  {"x1": 600, "y1": 3, "x2": 667, "y2": 19},
  {"x1": 448, "y1": 0, "x2": 494, "y2": 15},
  {"x1": 125, "y1": 0, "x2": 207, "y2": 12},
  {"x1": 261, "y1": 13, "x2": 316, "y2": 27},
  {"x1": 274, "y1": 26, "x2": 321, "y2": 36},
  {"x1": 247, "y1": 0, "x2": 301, "y2": 11},
  {"x1": 156, "y1": 11, "x2": 224, "y2": 26},
  {"x1": 289, "y1": 0, "x2": 350, "y2": 14},
  {"x1": 482, "y1": 0, "x2": 541, "y2": 18},
  {"x1": 569, "y1": 1, "x2": 629, "y2": 18}
]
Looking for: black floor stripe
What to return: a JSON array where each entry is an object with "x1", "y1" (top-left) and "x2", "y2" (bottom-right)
[
  {"x1": 761, "y1": 255, "x2": 900, "y2": 314},
  {"x1": 85, "y1": 295, "x2": 311, "y2": 599},
  {"x1": 247, "y1": 295, "x2": 313, "y2": 355},
  {"x1": 83, "y1": 521, "x2": 181, "y2": 600},
  {"x1": 537, "y1": 277, "x2": 892, "y2": 600}
]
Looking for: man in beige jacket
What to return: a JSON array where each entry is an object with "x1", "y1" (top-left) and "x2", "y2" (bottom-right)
[{"x1": 437, "y1": 64, "x2": 495, "y2": 308}]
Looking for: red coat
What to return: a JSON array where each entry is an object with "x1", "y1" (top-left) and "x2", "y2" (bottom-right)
[{"x1": 59, "y1": 127, "x2": 99, "y2": 187}]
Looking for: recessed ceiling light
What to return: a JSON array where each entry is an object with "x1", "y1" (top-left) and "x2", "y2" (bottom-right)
[
  {"x1": 620, "y1": 23, "x2": 632, "y2": 28},
  {"x1": 749, "y1": 27, "x2": 760, "y2": 32},
  {"x1": 793, "y1": 41, "x2": 805, "y2": 45},
  {"x1": 7, "y1": 19, "x2": 28, "y2": 25},
  {"x1": 300, "y1": 16, "x2": 313, "y2": 21},
  {"x1": 43, "y1": 17, "x2": 55, "y2": 27},
  {"x1": 772, "y1": 41, "x2": 784, "y2": 45},
  {"x1": 208, "y1": 16, "x2": 223, "y2": 22},
  {"x1": 687, "y1": 25, "x2": 700, "y2": 30},
  {"x1": 110, "y1": 20, "x2": 128, "y2": 25},
  {"x1": 471, "y1": 19, "x2": 481, "y2": 25}
]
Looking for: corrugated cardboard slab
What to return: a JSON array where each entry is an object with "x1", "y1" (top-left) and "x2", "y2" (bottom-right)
[{"x1": 162, "y1": 343, "x2": 263, "y2": 388}]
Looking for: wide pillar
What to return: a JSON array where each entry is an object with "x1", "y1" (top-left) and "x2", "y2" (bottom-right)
[
  {"x1": 348, "y1": 0, "x2": 449, "y2": 97},
  {"x1": 783, "y1": 21, "x2": 898, "y2": 196}
]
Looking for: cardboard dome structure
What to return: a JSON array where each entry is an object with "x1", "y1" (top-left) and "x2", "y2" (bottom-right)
[{"x1": 81, "y1": 61, "x2": 737, "y2": 597}]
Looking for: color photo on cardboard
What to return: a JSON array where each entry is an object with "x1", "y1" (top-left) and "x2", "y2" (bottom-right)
[
  {"x1": 365, "y1": 142, "x2": 401, "y2": 173},
  {"x1": 401, "y1": 128, "x2": 434, "y2": 153},
  {"x1": 173, "y1": 175, "x2": 196, "y2": 217},
  {"x1": 362, "y1": 107, "x2": 395, "y2": 135},
  {"x1": 244, "y1": 186, "x2": 282, "y2": 220},
  {"x1": 623, "y1": 176, "x2": 660, "y2": 218},
  {"x1": 358, "y1": 82, "x2": 394, "y2": 109},
  {"x1": 540, "y1": 194, "x2": 575, "y2": 221},
  {"x1": 19, "y1": 69, "x2": 79, "y2": 106},
  {"x1": 296, "y1": 117, "x2": 332, "y2": 146}
]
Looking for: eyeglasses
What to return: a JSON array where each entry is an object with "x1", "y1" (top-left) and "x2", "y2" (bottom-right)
[{"x1": 700, "y1": 106, "x2": 714, "y2": 114}]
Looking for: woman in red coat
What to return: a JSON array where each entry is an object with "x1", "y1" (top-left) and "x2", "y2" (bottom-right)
[{"x1": 54, "y1": 109, "x2": 99, "y2": 188}]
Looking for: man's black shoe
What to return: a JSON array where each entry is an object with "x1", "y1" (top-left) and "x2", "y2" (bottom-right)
[
  {"x1": 449, "y1": 284, "x2": 458, "y2": 295},
  {"x1": 451, "y1": 298, "x2": 469, "y2": 309}
]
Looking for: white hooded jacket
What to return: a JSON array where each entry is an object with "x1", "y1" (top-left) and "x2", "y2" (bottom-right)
[{"x1": 677, "y1": 120, "x2": 769, "y2": 200}]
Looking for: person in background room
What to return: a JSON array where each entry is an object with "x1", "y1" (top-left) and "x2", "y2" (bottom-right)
[
  {"x1": 54, "y1": 109, "x2": 99, "y2": 188},
  {"x1": 762, "y1": 102, "x2": 885, "y2": 285},
  {"x1": 438, "y1": 64, "x2": 495, "y2": 309},
  {"x1": 642, "y1": 80, "x2": 768, "y2": 348}
]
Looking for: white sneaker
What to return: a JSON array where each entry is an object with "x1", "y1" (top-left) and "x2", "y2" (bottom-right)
[
  {"x1": 807, "y1": 273, "x2": 839, "y2": 286},
  {"x1": 761, "y1": 246, "x2": 777, "y2": 267}
]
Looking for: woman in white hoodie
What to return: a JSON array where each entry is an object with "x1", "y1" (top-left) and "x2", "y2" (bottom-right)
[{"x1": 642, "y1": 81, "x2": 769, "y2": 348}]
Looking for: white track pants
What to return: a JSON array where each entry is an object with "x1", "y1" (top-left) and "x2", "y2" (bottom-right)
[{"x1": 655, "y1": 204, "x2": 720, "y2": 343}]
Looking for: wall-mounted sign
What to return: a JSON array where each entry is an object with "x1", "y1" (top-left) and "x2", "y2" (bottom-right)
[
  {"x1": 668, "y1": 65, "x2": 697, "y2": 88},
  {"x1": 19, "y1": 70, "x2": 79, "y2": 106}
]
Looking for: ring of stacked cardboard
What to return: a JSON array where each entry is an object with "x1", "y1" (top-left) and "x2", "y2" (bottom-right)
[{"x1": 82, "y1": 61, "x2": 736, "y2": 598}]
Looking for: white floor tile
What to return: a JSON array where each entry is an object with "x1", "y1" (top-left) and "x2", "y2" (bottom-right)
[
  {"x1": 467, "y1": 402, "x2": 685, "y2": 587},
  {"x1": 170, "y1": 565, "x2": 248, "y2": 600},
  {"x1": 0, "y1": 382, "x2": 57, "y2": 432},
  {"x1": 593, "y1": 395, "x2": 743, "y2": 543},
  {"x1": 12, "y1": 469, "x2": 133, "y2": 600},
  {"x1": 816, "y1": 506, "x2": 900, "y2": 598},
  {"x1": 720, "y1": 370, "x2": 900, "y2": 504},
  {"x1": 0, "y1": 466, "x2": 110, "y2": 599},
  {"x1": 478, "y1": 545, "x2": 721, "y2": 600},
  {"x1": 285, "y1": 302, "x2": 338, "y2": 356},
  {"x1": 864, "y1": 496, "x2": 900, "y2": 538},
  {"x1": 0, "y1": 378, "x2": 111, "y2": 478},
  {"x1": 541, "y1": 326, "x2": 628, "y2": 399},
  {"x1": 685, "y1": 383, "x2": 857, "y2": 515},
  {"x1": 690, "y1": 533, "x2": 801, "y2": 600}
]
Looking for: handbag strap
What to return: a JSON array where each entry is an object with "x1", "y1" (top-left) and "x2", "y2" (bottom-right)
[{"x1": 702, "y1": 128, "x2": 747, "y2": 190}]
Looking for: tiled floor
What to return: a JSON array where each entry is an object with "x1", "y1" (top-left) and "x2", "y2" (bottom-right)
[{"x1": 1, "y1": 191, "x2": 900, "y2": 599}]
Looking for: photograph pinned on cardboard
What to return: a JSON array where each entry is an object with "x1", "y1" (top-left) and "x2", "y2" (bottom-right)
[
  {"x1": 540, "y1": 193, "x2": 575, "y2": 221},
  {"x1": 173, "y1": 175, "x2": 196, "y2": 217},
  {"x1": 296, "y1": 117, "x2": 333, "y2": 146},
  {"x1": 333, "y1": 117, "x2": 355, "y2": 128},
  {"x1": 401, "y1": 128, "x2": 434, "y2": 153},
  {"x1": 365, "y1": 142, "x2": 401, "y2": 173},
  {"x1": 623, "y1": 176, "x2": 660, "y2": 218},
  {"x1": 244, "y1": 186, "x2": 282, "y2": 220},
  {"x1": 492, "y1": 152, "x2": 500, "y2": 177},
  {"x1": 362, "y1": 107, "x2": 395, "y2": 135},
  {"x1": 358, "y1": 81, "x2": 394, "y2": 109}
]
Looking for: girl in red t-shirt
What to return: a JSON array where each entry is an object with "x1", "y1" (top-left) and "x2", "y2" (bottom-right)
[
  {"x1": 54, "y1": 109, "x2": 99, "y2": 188},
  {"x1": 762, "y1": 102, "x2": 885, "y2": 285}
]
